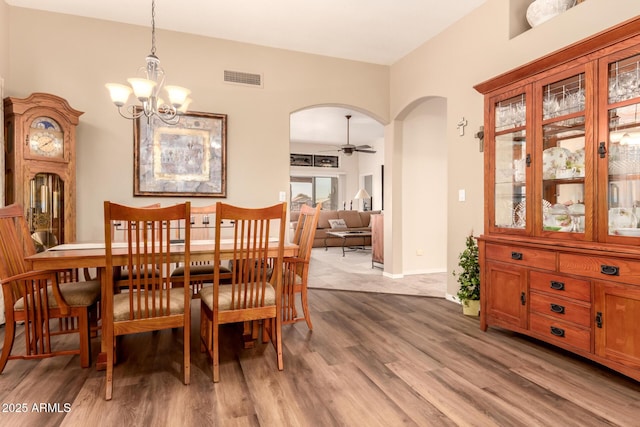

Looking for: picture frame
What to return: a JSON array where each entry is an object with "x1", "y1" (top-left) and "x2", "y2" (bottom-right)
[
  {"x1": 290, "y1": 153, "x2": 313, "y2": 167},
  {"x1": 313, "y1": 154, "x2": 339, "y2": 168},
  {"x1": 134, "y1": 111, "x2": 227, "y2": 197}
]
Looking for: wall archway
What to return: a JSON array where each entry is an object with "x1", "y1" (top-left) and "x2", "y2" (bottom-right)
[{"x1": 289, "y1": 104, "x2": 385, "y2": 213}]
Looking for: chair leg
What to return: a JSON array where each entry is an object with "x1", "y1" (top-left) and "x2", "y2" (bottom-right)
[
  {"x1": 0, "y1": 320, "x2": 16, "y2": 374},
  {"x1": 199, "y1": 303, "x2": 208, "y2": 353},
  {"x1": 213, "y1": 321, "x2": 220, "y2": 383},
  {"x1": 275, "y1": 316, "x2": 283, "y2": 371},
  {"x1": 105, "y1": 326, "x2": 114, "y2": 400},
  {"x1": 78, "y1": 309, "x2": 91, "y2": 368},
  {"x1": 301, "y1": 285, "x2": 313, "y2": 330},
  {"x1": 183, "y1": 311, "x2": 190, "y2": 385}
]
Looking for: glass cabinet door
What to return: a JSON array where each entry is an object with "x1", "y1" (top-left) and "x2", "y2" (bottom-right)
[
  {"x1": 539, "y1": 72, "x2": 587, "y2": 236},
  {"x1": 28, "y1": 172, "x2": 64, "y2": 251},
  {"x1": 605, "y1": 50, "x2": 640, "y2": 239},
  {"x1": 493, "y1": 93, "x2": 527, "y2": 230}
]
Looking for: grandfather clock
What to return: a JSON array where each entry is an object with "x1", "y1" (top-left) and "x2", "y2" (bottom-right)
[{"x1": 3, "y1": 93, "x2": 83, "y2": 247}]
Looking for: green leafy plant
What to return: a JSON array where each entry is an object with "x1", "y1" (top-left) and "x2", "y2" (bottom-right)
[{"x1": 453, "y1": 234, "x2": 480, "y2": 302}]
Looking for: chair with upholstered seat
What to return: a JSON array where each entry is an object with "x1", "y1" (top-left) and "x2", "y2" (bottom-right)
[
  {"x1": 170, "y1": 204, "x2": 232, "y2": 298},
  {"x1": 199, "y1": 202, "x2": 287, "y2": 382},
  {"x1": 282, "y1": 204, "x2": 320, "y2": 329},
  {"x1": 102, "y1": 201, "x2": 191, "y2": 400},
  {"x1": 0, "y1": 204, "x2": 101, "y2": 374}
]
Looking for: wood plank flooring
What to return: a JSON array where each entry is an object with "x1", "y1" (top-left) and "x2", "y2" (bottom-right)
[{"x1": 1, "y1": 290, "x2": 640, "y2": 426}]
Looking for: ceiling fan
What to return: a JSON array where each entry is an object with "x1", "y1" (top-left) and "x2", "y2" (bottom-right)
[{"x1": 323, "y1": 114, "x2": 377, "y2": 156}]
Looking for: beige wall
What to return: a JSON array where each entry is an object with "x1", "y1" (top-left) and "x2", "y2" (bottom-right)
[
  {"x1": 390, "y1": 0, "x2": 640, "y2": 298},
  {"x1": 401, "y1": 97, "x2": 447, "y2": 275},
  {"x1": 5, "y1": 8, "x2": 389, "y2": 241}
]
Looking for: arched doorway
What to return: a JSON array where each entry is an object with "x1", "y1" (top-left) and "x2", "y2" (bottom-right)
[{"x1": 289, "y1": 105, "x2": 384, "y2": 212}]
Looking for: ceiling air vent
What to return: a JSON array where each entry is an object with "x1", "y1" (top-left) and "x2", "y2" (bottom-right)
[{"x1": 224, "y1": 70, "x2": 263, "y2": 88}]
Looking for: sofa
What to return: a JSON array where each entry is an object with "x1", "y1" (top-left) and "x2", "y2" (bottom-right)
[{"x1": 290, "y1": 209, "x2": 381, "y2": 248}]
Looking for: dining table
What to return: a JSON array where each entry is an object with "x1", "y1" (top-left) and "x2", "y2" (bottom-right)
[{"x1": 25, "y1": 239, "x2": 298, "y2": 370}]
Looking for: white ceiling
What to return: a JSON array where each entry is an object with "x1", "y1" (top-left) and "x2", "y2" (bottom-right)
[
  {"x1": 6, "y1": 0, "x2": 486, "y2": 65},
  {"x1": 290, "y1": 107, "x2": 384, "y2": 147},
  {"x1": 6, "y1": 0, "x2": 486, "y2": 147}
]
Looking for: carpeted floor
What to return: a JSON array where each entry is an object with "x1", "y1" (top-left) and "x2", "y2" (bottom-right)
[{"x1": 307, "y1": 247, "x2": 447, "y2": 297}]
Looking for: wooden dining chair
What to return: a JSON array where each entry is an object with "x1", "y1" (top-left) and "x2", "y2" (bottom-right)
[
  {"x1": 102, "y1": 201, "x2": 191, "y2": 400},
  {"x1": 0, "y1": 204, "x2": 101, "y2": 374},
  {"x1": 199, "y1": 202, "x2": 287, "y2": 382},
  {"x1": 107, "y1": 203, "x2": 163, "y2": 291},
  {"x1": 170, "y1": 204, "x2": 232, "y2": 298},
  {"x1": 282, "y1": 204, "x2": 320, "y2": 329}
]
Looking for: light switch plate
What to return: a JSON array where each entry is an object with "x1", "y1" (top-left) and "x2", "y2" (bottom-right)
[{"x1": 458, "y1": 189, "x2": 466, "y2": 202}]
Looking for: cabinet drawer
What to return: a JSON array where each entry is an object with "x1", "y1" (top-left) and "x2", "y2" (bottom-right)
[
  {"x1": 529, "y1": 313, "x2": 591, "y2": 352},
  {"x1": 529, "y1": 292, "x2": 591, "y2": 327},
  {"x1": 559, "y1": 253, "x2": 640, "y2": 286},
  {"x1": 529, "y1": 271, "x2": 590, "y2": 302},
  {"x1": 485, "y1": 243, "x2": 556, "y2": 270}
]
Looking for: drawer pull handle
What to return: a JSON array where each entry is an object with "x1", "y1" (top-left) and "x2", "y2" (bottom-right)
[
  {"x1": 600, "y1": 265, "x2": 619, "y2": 276},
  {"x1": 550, "y1": 281, "x2": 565, "y2": 291},
  {"x1": 511, "y1": 251, "x2": 523, "y2": 260},
  {"x1": 550, "y1": 326, "x2": 565, "y2": 337},
  {"x1": 550, "y1": 304, "x2": 565, "y2": 314}
]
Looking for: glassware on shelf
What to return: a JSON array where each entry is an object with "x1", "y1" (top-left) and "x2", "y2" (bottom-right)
[
  {"x1": 542, "y1": 73, "x2": 585, "y2": 119},
  {"x1": 568, "y1": 203, "x2": 585, "y2": 232},
  {"x1": 608, "y1": 54, "x2": 640, "y2": 104},
  {"x1": 495, "y1": 94, "x2": 526, "y2": 131}
]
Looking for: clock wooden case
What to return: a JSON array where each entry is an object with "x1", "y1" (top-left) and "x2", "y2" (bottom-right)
[{"x1": 3, "y1": 93, "x2": 83, "y2": 246}]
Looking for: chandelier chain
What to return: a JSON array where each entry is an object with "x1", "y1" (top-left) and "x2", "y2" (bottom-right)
[{"x1": 150, "y1": 0, "x2": 156, "y2": 56}]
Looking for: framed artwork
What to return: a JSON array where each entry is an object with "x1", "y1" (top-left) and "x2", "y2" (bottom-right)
[
  {"x1": 290, "y1": 153, "x2": 313, "y2": 167},
  {"x1": 313, "y1": 155, "x2": 339, "y2": 168},
  {"x1": 134, "y1": 111, "x2": 227, "y2": 197}
]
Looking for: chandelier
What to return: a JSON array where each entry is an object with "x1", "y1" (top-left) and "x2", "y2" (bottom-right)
[{"x1": 105, "y1": 0, "x2": 191, "y2": 125}]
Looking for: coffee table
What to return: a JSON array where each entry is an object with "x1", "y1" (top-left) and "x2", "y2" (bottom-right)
[{"x1": 325, "y1": 230, "x2": 372, "y2": 256}]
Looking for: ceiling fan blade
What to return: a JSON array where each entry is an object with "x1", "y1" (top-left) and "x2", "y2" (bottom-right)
[
  {"x1": 355, "y1": 149, "x2": 376, "y2": 154},
  {"x1": 355, "y1": 145, "x2": 372, "y2": 149}
]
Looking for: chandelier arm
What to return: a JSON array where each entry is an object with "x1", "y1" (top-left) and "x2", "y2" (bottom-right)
[{"x1": 117, "y1": 105, "x2": 145, "y2": 120}]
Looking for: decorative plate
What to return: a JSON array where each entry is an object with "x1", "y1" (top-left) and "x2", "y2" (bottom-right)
[
  {"x1": 568, "y1": 148, "x2": 585, "y2": 177},
  {"x1": 543, "y1": 147, "x2": 571, "y2": 179}
]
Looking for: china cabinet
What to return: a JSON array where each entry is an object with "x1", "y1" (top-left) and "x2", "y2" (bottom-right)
[
  {"x1": 474, "y1": 17, "x2": 640, "y2": 381},
  {"x1": 3, "y1": 93, "x2": 83, "y2": 246}
]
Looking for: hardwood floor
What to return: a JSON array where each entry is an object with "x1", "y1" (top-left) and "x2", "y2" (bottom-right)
[{"x1": 1, "y1": 291, "x2": 640, "y2": 426}]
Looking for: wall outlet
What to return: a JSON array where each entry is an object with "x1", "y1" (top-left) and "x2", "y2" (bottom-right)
[{"x1": 279, "y1": 191, "x2": 286, "y2": 202}]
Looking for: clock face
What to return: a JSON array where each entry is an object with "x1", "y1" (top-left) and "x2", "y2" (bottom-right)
[{"x1": 29, "y1": 117, "x2": 64, "y2": 158}]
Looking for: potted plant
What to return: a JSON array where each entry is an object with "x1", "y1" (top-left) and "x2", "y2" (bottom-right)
[{"x1": 453, "y1": 233, "x2": 480, "y2": 316}]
